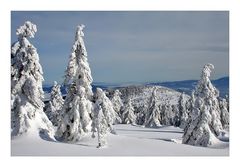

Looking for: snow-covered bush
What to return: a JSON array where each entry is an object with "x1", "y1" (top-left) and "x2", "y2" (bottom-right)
[
  {"x1": 45, "y1": 81, "x2": 64, "y2": 126},
  {"x1": 57, "y1": 25, "x2": 93, "y2": 142},
  {"x1": 182, "y1": 64, "x2": 223, "y2": 146},
  {"x1": 122, "y1": 98, "x2": 137, "y2": 125},
  {"x1": 144, "y1": 88, "x2": 161, "y2": 127},
  {"x1": 11, "y1": 21, "x2": 54, "y2": 138}
]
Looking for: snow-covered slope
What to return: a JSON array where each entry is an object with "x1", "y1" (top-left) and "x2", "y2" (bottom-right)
[
  {"x1": 11, "y1": 124, "x2": 229, "y2": 156},
  {"x1": 111, "y1": 85, "x2": 188, "y2": 106}
]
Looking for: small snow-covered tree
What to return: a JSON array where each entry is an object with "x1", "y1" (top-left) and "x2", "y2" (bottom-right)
[
  {"x1": 111, "y1": 89, "x2": 123, "y2": 123},
  {"x1": 91, "y1": 102, "x2": 109, "y2": 148},
  {"x1": 57, "y1": 25, "x2": 93, "y2": 142},
  {"x1": 178, "y1": 92, "x2": 189, "y2": 129},
  {"x1": 122, "y1": 98, "x2": 136, "y2": 124},
  {"x1": 219, "y1": 98, "x2": 229, "y2": 130},
  {"x1": 45, "y1": 101, "x2": 55, "y2": 124},
  {"x1": 144, "y1": 88, "x2": 161, "y2": 127},
  {"x1": 182, "y1": 64, "x2": 223, "y2": 146},
  {"x1": 11, "y1": 21, "x2": 54, "y2": 138},
  {"x1": 94, "y1": 88, "x2": 116, "y2": 131},
  {"x1": 162, "y1": 104, "x2": 174, "y2": 126},
  {"x1": 45, "y1": 81, "x2": 64, "y2": 126},
  {"x1": 91, "y1": 88, "x2": 117, "y2": 146},
  {"x1": 172, "y1": 105, "x2": 180, "y2": 127},
  {"x1": 50, "y1": 81, "x2": 64, "y2": 110}
]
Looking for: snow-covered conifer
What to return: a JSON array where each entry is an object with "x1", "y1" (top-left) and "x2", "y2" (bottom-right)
[
  {"x1": 172, "y1": 105, "x2": 180, "y2": 127},
  {"x1": 144, "y1": 88, "x2": 161, "y2": 127},
  {"x1": 91, "y1": 88, "x2": 117, "y2": 145},
  {"x1": 94, "y1": 88, "x2": 116, "y2": 129},
  {"x1": 122, "y1": 98, "x2": 136, "y2": 124},
  {"x1": 219, "y1": 98, "x2": 229, "y2": 130},
  {"x1": 11, "y1": 21, "x2": 54, "y2": 138},
  {"x1": 111, "y1": 89, "x2": 123, "y2": 123},
  {"x1": 178, "y1": 93, "x2": 189, "y2": 129},
  {"x1": 91, "y1": 102, "x2": 109, "y2": 148},
  {"x1": 162, "y1": 104, "x2": 174, "y2": 126},
  {"x1": 45, "y1": 81, "x2": 64, "y2": 126},
  {"x1": 57, "y1": 25, "x2": 93, "y2": 142},
  {"x1": 182, "y1": 64, "x2": 223, "y2": 146}
]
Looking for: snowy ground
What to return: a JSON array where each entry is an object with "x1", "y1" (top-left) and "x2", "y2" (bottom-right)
[{"x1": 11, "y1": 124, "x2": 229, "y2": 156}]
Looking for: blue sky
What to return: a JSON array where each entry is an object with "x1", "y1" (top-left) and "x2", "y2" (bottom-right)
[{"x1": 11, "y1": 11, "x2": 229, "y2": 84}]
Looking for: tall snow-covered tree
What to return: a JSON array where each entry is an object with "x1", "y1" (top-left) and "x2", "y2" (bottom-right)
[
  {"x1": 45, "y1": 81, "x2": 64, "y2": 126},
  {"x1": 182, "y1": 64, "x2": 223, "y2": 146},
  {"x1": 11, "y1": 21, "x2": 54, "y2": 138},
  {"x1": 144, "y1": 88, "x2": 161, "y2": 127},
  {"x1": 111, "y1": 89, "x2": 123, "y2": 123},
  {"x1": 178, "y1": 92, "x2": 189, "y2": 129},
  {"x1": 122, "y1": 98, "x2": 136, "y2": 124},
  {"x1": 57, "y1": 25, "x2": 93, "y2": 142}
]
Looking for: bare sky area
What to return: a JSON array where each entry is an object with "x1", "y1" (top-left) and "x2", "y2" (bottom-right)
[{"x1": 11, "y1": 11, "x2": 229, "y2": 84}]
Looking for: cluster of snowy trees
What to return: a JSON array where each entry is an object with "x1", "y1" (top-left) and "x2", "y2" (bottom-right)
[
  {"x1": 11, "y1": 22, "x2": 116, "y2": 147},
  {"x1": 11, "y1": 21, "x2": 229, "y2": 148}
]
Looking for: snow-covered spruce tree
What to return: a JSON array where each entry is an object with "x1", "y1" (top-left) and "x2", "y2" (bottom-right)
[
  {"x1": 94, "y1": 88, "x2": 116, "y2": 131},
  {"x1": 144, "y1": 88, "x2": 161, "y2": 127},
  {"x1": 161, "y1": 104, "x2": 174, "y2": 126},
  {"x1": 122, "y1": 98, "x2": 137, "y2": 124},
  {"x1": 57, "y1": 25, "x2": 93, "y2": 142},
  {"x1": 11, "y1": 21, "x2": 54, "y2": 138},
  {"x1": 219, "y1": 98, "x2": 229, "y2": 130},
  {"x1": 178, "y1": 92, "x2": 189, "y2": 129},
  {"x1": 111, "y1": 89, "x2": 123, "y2": 123},
  {"x1": 182, "y1": 64, "x2": 223, "y2": 146},
  {"x1": 45, "y1": 101, "x2": 55, "y2": 124},
  {"x1": 91, "y1": 101, "x2": 109, "y2": 148},
  {"x1": 91, "y1": 88, "x2": 117, "y2": 144},
  {"x1": 45, "y1": 81, "x2": 64, "y2": 126},
  {"x1": 172, "y1": 105, "x2": 180, "y2": 127}
]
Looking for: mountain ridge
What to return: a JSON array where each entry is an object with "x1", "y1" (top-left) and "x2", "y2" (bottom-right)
[{"x1": 43, "y1": 76, "x2": 229, "y2": 97}]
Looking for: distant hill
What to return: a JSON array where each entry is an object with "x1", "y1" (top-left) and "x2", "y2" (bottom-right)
[
  {"x1": 146, "y1": 77, "x2": 229, "y2": 97},
  {"x1": 43, "y1": 76, "x2": 229, "y2": 99}
]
